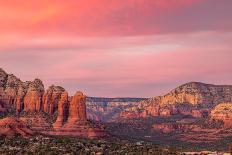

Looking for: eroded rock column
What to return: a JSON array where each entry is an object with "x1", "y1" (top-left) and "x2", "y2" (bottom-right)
[
  {"x1": 53, "y1": 91, "x2": 69, "y2": 128},
  {"x1": 67, "y1": 91, "x2": 87, "y2": 124}
]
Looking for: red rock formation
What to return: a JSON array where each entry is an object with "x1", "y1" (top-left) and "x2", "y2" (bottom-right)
[
  {"x1": 4, "y1": 74, "x2": 21, "y2": 97},
  {"x1": 0, "y1": 68, "x2": 106, "y2": 138},
  {"x1": 53, "y1": 91, "x2": 69, "y2": 128},
  {"x1": 210, "y1": 102, "x2": 232, "y2": 128},
  {"x1": 0, "y1": 70, "x2": 21, "y2": 110},
  {"x1": 0, "y1": 116, "x2": 35, "y2": 138},
  {"x1": 48, "y1": 123, "x2": 105, "y2": 138},
  {"x1": 20, "y1": 113, "x2": 52, "y2": 131},
  {"x1": 159, "y1": 108, "x2": 172, "y2": 116},
  {"x1": 2, "y1": 74, "x2": 29, "y2": 110},
  {"x1": 53, "y1": 91, "x2": 88, "y2": 128},
  {"x1": 159, "y1": 82, "x2": 232, "y2": 105},
  {"x1": 0, "y1": 68, "x2": 8, "y2": 91},
  {"x1": 23, "y1": 79, "x2": 44, "y2": 112},
  {"x1": 0, "y1": 94, "x2": 14, "y2": 110},
  {"x1": 15, "y1": 96, "x2": 23, "y2": 114},
  {"x1": 67, "y1": 91, "x2": 87, "y2": 124},
  {"x1": 121, "y1": 82, "x2": 232, "y2": 119},
  {"x1": 43, "y1": 85, "x2": 65, "y2": 115},
  {"x1": 24, "y1": 91, "x2": 42, "y2": 112},
  {"x1": 191, "y1": 109, "x2": 208, "y2": 118},
  {"x1": 51, "y1": 91, "x2": 105, "y2": 138},
  {"x1": 0, "y1": 68, "x2": 45, "y2": 114}
]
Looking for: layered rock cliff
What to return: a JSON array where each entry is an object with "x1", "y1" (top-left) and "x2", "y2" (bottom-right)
[
  {"x1": 0, "y1": 68, "x2": 105, "y2": 138},
  {"x1": 0, "y1": 68, "x2": 68, "y2": 115},
  {"x1": 0, "y1": 69, "x2": 27, "y2": 112},
  {"x1": 43, "y1": 85, "x2": 65, "y2": 115},
  {"x1": 24, "y1": 79, "x2": 45, "y2": 112},
  {"x1": 52, "y1": 92, "x2": 105, "y2": 138},
  {"x1": 67, "y1": 91, "x2": 87, "y2": 124},
  {"x1": 0, "y1": 68, "x2": 47, "y2": 114},
  {"x1": 210, "y1": 102, "x2": 232, "y2": 128},
  {"x1": 121, "y1": 82, "x2": 232, "y2": 119},
  {"x1": 53, "y1": 91, "x2": 69, "y2": 128},
  {"x1": 160, "y1": 82, "x2": 232, "y2": 105}
]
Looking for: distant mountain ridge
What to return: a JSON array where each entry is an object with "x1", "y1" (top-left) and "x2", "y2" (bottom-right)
[
  {"x1": 121, "y1": 82, "x2": 232, "y2": 124},
  {"x1": 86, "y1": 82, "x2": 232, "y2": 122},
  {"x1": 87, "y1": 97, "x2": 146, "y2": 103},
  {"x1": 86, "y1": 97, "x2": 146, "y2": 122}
]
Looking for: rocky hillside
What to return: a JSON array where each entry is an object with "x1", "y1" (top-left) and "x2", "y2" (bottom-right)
[
  {"x1": 0, "y1": 68, "x2": 104, "y2": 138},
  {"x1": 0, "y1": 68, "x2": 65, "y2": 115},
  {"x1": 0, "y1": 117, "x2": 35, "y2": 138},
  {"x1": 0, "y1": 68, "x2": 43, "y2": 114},
  {"x1": 210, "y1": 102, "x2": 232, "y2": 128},
  {"x1": 121, "y1": 82, "x2": 232, "y2": 119},
  {"x1": 86, "y1": 97, "x2": 146, "y2": 122}
]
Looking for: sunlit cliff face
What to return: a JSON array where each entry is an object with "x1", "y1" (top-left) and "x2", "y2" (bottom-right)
[{"x1": 0, "y1": 0, "x2": 232, "y2": 97}]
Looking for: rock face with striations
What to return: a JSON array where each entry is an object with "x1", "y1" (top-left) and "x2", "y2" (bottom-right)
[
  {"x1": 159, "y1": 82, "x2": 232, "y2": 105},
  {"x1": 0, "y1": 68, "x2": 47, "y2": 113},
  {"x1": 53, "y1": 91, "x2": 69, "y2": 128},
  {"x1": 52, "y1": 91, "x2": 105, "y2": 138},
  {"x1": 210, "y1": 102, "x2": 232, "y2": 128},
  {"x1": 0, "y1": 68, "x2": 8, "y2": 91},
  {"x1": 24, "y1": 79, "x2": 44, "y2": 112},
  {"x1": 43, "y1": 85, "x2": 65, "y2": 115},
  {"x1": 0, "y1": 70, "x2": 18, "y2": 109},
  {"x1": 0, "y1": 68, "x2": 105, "y2": 138},
  {"x1": 0, "y1": 69, "x2": 29, "y2": 113},
  {"x1": 66, "y1": 91, "x2": 87, "y2": 124},
  {"x1": 121, "y1": 82, "x2": 232, "y2": 119}
]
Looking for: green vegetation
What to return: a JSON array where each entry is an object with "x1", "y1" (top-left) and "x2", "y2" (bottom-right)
[
  {"x1": 0, "y1": 108, "x2": 16, "y2": 119},
  {"x1": 106, "y1": 117, "x2": 232, "y2": 152},
  {"x1": 190, "y1": 118, "x2": 224, "y2": 129},
  {"x1": 0, "y1": 136, "x2": 180, "y2": 155}
]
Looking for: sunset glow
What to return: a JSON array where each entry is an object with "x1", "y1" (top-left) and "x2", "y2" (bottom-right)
[{"x1": 1, "y1": 0, "x2": 232, "y2": 97}]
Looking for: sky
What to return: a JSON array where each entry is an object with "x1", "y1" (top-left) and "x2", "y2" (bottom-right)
[{"x1": 0, "y1": 0, "x2": 232, "y2": 97}]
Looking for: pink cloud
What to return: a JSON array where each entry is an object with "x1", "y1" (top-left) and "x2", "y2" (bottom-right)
[
  {"x1": 1, "y1": 31, "x2": 232, "y2": 97},
  {"x1": 0, "y1": 0, "x2": 212, "y2": 37},
  {"x1": 1, "y1": 1, "x2": 232, "y2": 97}
]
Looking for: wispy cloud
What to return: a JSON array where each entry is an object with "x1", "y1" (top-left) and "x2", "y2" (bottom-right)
[
  {"x1": 1, "y1": 31, "x2": 232, "y2": 97},
  {"x1": 1, "y1": 0, "x2": 232, "y2": 97}
]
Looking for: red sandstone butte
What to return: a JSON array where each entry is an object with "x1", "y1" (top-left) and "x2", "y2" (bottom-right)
[
  {"x1": 53, "y1": 91, "x2": 69, "y2": 128},
  {"x1": 24, "y1": 91, "x2": 43, "y2": 112},
  {"x1": 51, "y1": 91, "x2": 105, "y2": 138},
  {"x1": 67, "y1": 91, "x2": 87, "y2": 124},
  {"x1": 43, "y1": 85, "x2": 65, "y2": 115}
]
